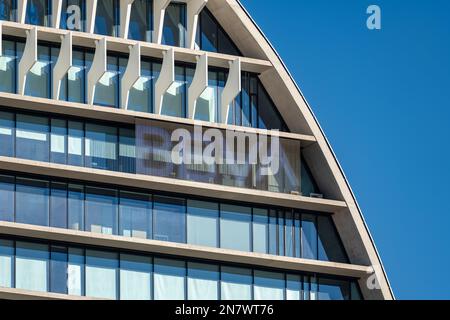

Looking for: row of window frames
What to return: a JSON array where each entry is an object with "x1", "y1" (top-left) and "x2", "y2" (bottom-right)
[
  {"x1": 0, "y1": 239, "x2": 360, "y2": 300},
  {"x1": 0, "y1": 175, "x2": 346, "y2": 262},
  {"x1": 0, "y1": 113, "x2": 136, "y2": 171}
]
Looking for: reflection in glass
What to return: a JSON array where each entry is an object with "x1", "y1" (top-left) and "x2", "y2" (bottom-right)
[
  {"x1": 153, "y1": 196, "x2": 186, "y2": 243},
  {"x1": 16, "y1": 178, "x2": 49, "y2": 227},
  {"x1": 162, "y1": 3, "x2": 186, "y2": 47},
  {"x1": 220, "y1": 204, "x2": 251, "y2": 252},
  {"x1": 85, "y1": 187, "x2": 118, "y2": 235},
  {"x1": 0, "y1": 0, "x2": 16, "y2": 21},
  {"x1": 119, "y1": 191, "x2": 152, "y2": 239},
  {"x1": 16, "y1": 241, "x2": 49, "y2": 292},
  {"x1": 187, "y1": 200, "x2": 219, "y2": 248},
  {"x1": 187, "y1": 262, "x2": 219, "y2": 300},
  {"x1": 85, "y1": 250, "x2": 118, "y2": 299},
  {"x1": 221, "y1": 266, "x2": 252, "y2": 300},
  {"x1": 120, "y1": 253, "x2": 152, "y2": 300},
  {"x1": 94, "y1": 0, "x2": 118, "y2": 36},
  {"x1": 154, "y1": 258, "x2": 185, "y2": 300},
  {"x1": 26, "y1": 0, "x2": 50, "y2": 26},
  {"x1": 254, "y1": 270, "x2": 285, "y2": 300},
  {"x1": 128, "y1": 0, "x2": 153, "y2": 42}
]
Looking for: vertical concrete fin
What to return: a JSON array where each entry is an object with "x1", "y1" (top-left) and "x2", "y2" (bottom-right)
[
  {"x1": 188, "y1": 53, "x2": 208, "y2": 119},
  {"x1": 187, "y1": 0, "x2": 207, "y2": 49},
  {"x1": 154, "y1": 47, "x2": 175, "y2": 115},
  {"x1": 53, "y1": 32, "x2": 73, "y2": 100},
  {"x1": 18, "y1": 27, "x2": 38, "y2": 95},
  {"x1": 52, "y1": 0, "x2": 63, "y2": 28},
  {"x1": 153, "y1": 0, "x2": 171, "y2": 45},
  {"x1": 86, "y1": 0, "x2": 98, "y2": 34},
  {"x1": 18, "y1": 0, "x2": 27, "y2": 24},
  {"x1": 221, "y1": 58, "x2": 241, "y2": 124},
  {"x1": 87, "y1": 37, "x2": 107, "y2": 105},
  {"x1": 121, "y1": 42, "x2": 141, "y2": 109},
  {"x1": 120, "y1": 0, "x2": 135, "y2": 39}
]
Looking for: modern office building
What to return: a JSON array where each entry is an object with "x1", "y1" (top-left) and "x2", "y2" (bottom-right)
[{"x1": 0, "y1": 0, "x2": 393, "y2": 300}]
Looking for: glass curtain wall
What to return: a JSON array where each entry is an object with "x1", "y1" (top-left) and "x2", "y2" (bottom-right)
[
  {"x1": 0, "y1": 237, "x2": 362, "y2": 300},
  {"x1": 0, "y1": 172, "x2": 348, "y2": 263},
  {"x1": 128, "y1": 0, "x2": 153, "y2": 42},
  {"x1": 94, "y1": 0, "x2": 119, "y2": 36},
  {"x1": 25, "y1": 0, "x2": 51, "y2": 26},
  {"x1": 0, "y1": 0, "x2": 17, "y2": 22},
  {"x1": 162, "y1": 2, "x2": 186, "y2": 48}
]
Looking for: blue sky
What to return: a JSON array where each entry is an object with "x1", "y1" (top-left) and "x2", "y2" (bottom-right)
[{"x1": 240, "y1": 0, "x2": 450, "y2": 299}]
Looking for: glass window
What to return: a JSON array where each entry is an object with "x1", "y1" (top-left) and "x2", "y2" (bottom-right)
[
  {"x1": 254, "y1": 270, "x2": 285, "y2": 300},
  {"x1": 161, "y1": 66, "x2": 187, "y2": 118},
  {"x1": 15, "y1": 241, "x2": 49, "y2": 292},
  {"x1": 351, "y1": 282, "x2": 362, "y2": 300},
  {"x1": 68, "y1": 247, "x2": 85, "y2": 296},
  {"x1": 268, "y1": 210, "x2": 277, "y2": 255},
  {"x1": 278, "y1": 212, "x2": 284, "y2": 256},
  {"x1": 0, "y1": 175, "x2": 14, "y2": 222},
  {"x1": 294, "y1": 213, "x2": 301, "y2": 258},
  {"x1": 153, "y1": 196, "x2": 186, "y2": 243},
  {"x1": 0, "y1": 40, "x2": 17, "y2": 93},
  {"x1": 302, "y1": 214, "x2": 318, "y2": 260},
  {"x1": 195, "y1": 70, "x2": 219, "y2": 122},
  {"x1": 60, "y1": 0, "x2": 85, "y2": 32},
  {"x1": 16, "y1": 114, "x2": 49, "y2": 162},
  {"x1": 85, "y1": 187, "x2": 118, "y2": 235},
  {"x1": 128, "y1": 0, "x2": 153, "y2": 42},
  {"x1": 301, "y1": 160, "x2": 319, "y2": 197},
  {"x1": 187, "y1": 200, "x2": 219, "y2": 248},
  {"x1": 120, "y1": 253, "x2": 152, "y2": 300},
  {"x1": 154, "y1": 258, "x2": 185, "y2": 300},
  {"x1": 285, "y1": 211, "x2": 294, "y2": 257},
  {"x1": 0, "y1": 0, "x2": 16, "y2": 21},
  {"x1": 221, "y1": 266, "x2": 252, "y2": 300},
  {"x1": 162, "y1": 3, "x2": 186, "y2": 47},
  {"x1": 0, "y1": 111, "x2": 14, "y2": 157},
  {"x1": 94, "y1": 56, "x2": 120, "y2": 108},
  {"x1": 50, "y1": 119, "x2": 67, "y2": 164},
  {"x1": 187, "y1": 262, "x2": 219, "y2": 300},
  {"x1": 16, "y1": 178, "x2": 49, "y2": 227},
  {"x1": 68, "y1": 121, "x2": 84, "y2": 167},
  {"x1": 85, "y1": 123, "x2": 118, "y2": 171},
  {"x1": 26, "y1": 0, "x2": 50, "y2": 26},
  {"x1": 0, "y1": 239, "x2": 14, "y2": 288},
  {"x1": 50, "y1": 182, "x2": 68, "y2": 229},
  {"x1": 220, "y1": 204, "x2": 251, "y2": 252},
  {"x1": 128, "y1": 60, "x2": 153, "y2": 113},
  {"x1": 286, "y1": 274, "x2": 302, "y2": 300},
  {"x1": 252, "y1": 208, "x2": 268, "y2": 254},
  {"x1": 119, "y1": 191, "x2": 152, "y2": 240},
  {"x1": 318, "y1": 278, "x2": 350, "y2": 300},
  {"x1": 257, "y1": 83, "x2": 286, "y2": 131},
  {"x1": 119, "y1": 127, "x2": 136, "y2": 174},
  {"x1": 85, "y1": 249, "x2": 118, "y2": 299},
  {"x1": 50, "y1": 246, "x2": 68, "y2": 294},
  {"x1": 61, "y1": 50, "x2": 86, "y2": 103},
  {"x1": 25, "y1": 45, "x2": 52, "y2": 98},
  {"x1": 318, "y1": 215, "x2": 348, "y2": 263},
  {"x1": 68, "y1": 184, "x2": 84, "y2": 231},
  {"x1": 94, "y1": 0, "x2": 118, "y2": 36}
]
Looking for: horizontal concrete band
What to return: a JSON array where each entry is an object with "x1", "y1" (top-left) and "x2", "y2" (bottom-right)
[
  {"x1": 0, "y1": 287, "x2": 99, "y2": 301},
  {"x1": 0, "y1": 221, "x2": 372, "y2": 279},
  {"x1": 0, "y1": 92, "x2": 316, "y2": 144},
  {"x1": 1, "y1": 21, "x2": 272, "y2": 74},
  {"x1": 0, "y1": 157, "x2": 346, "y2": 213}
]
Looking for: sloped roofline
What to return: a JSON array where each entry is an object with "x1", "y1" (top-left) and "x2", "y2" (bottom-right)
[{"x1": 234, "y1": 0, "x2": 394, "y2": 299}]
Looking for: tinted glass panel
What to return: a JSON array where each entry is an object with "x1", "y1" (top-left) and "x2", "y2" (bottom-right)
[
  {"x1": 95, "y1": 0, "x2": 118, "y2": 36},
  {"x1": 16, "y1": 178, "x2": 49, "y2": 226},
  {"x1": 187, "y1": 200, "x2": 219, "y2": 248},
  {"x1": 153, "y1": 196, "x2": 186, "y2": 243},
  {"x1": 162, "y1": 3, "x2": 186, "y2": 47},
  {"x1": 119, "y1": 191, "x2": 152, "y2": 239},
  {"x1": 61, "y1": 0, "x2": 85, "y2": 31},
  {"x1": 128, "y1": 0, "x2": 152, "y2": 42},
  {"x1": 26, "y1": 0, "x2": 50, "y2": 26}
]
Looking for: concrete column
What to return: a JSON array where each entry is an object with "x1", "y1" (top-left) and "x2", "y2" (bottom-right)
[
  {"x1": 52, "y1": 0, "x2": 63, "y2": 28},
  {"x1": 18, "y1": 0, "x2": 27, "y2": 24},
  {"x1": 86, "y1": 0, "x2": 98, "y2": 34},
  {"x1": 87, "y1": 37, "x2": 107, "y2": 105},
  {"x1": 120, "y1": 0, "x2": 135, "y2": 39},
  {"x1": 153, "y1": 0, "x2": 171, "y2": 45},
  {"x1": 154, "y1": 47, "x2": 175, "y2": 115},
  {"x1": 53, "y1": 32, "x2": 72, "y2": 100},
  {"x1": 18, "y1": 27, "x2": 38, "y2": 95},
  {"x1": 121, "y1": 42, "x2": 141, "y2": 109},
  {"x1": 221, "y1": 58, "x2": 241, "y2": 124},
  {"x1": 188, "y1": 53, "x2": 208, "y2": 119},
  {"x1": 186, "y1": 0, "x2": 207, "y2": 49}
]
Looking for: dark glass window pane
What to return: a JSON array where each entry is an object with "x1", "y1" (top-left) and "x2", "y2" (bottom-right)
[
  {"x1": 0, "y1": 40, "x2": 17, "y2": 93},
  {"x1": 0, "y1": 175, "x2": 14, "y2": 222},
  {"x1": 50, "y1": 246, "x2": 68, "y2": 294},
  {"x1": 161, "y1": 66, "x2": 186, "y2": 118},
  {"x1": 0, "y1": 111, "x2": 14, "y2": 157},
  {"x1": 0, "y1": 0, "x2": 16, "y2": 21},
  {"x1": 301, "y1": 214, "x2": 318, "y2": 260},
  {"x1": 68, "y1": 184, "x2": 84, "y2": 231},
  {"x1": 128, "y1": 0, "x2": 152, "y2": 42},
  {"x1": 86, "y1": 187, "x2": 118, "y2": 235},
  {"x1": 62, "y1": 50, "x2": 86, "y2": 103},
  {"x1": 26, "y1": 0, "x2": 50, "y2": 26},
  {"x1": 153, "y1": 196, "x2": 186, "y2": 243},
  {"x1": 16, "y1": 114, "x2": 49, "y2": 162},
  {"x1": 199, "y1": 10, "x2": 217, "y2": 52},
  {"x1": 119, "y1": 191, "x2": 152, "y2": 240},
  {"x1": 217, "y1": 27, "x2": 240, "y2": 56},
  {"x1": 50, "y1": 182, "x2": 68, "y2": 229},
  {"x1": 318, "y1": 215, "x2": 348, "y2": 263},
  {"x1": 128, "y1": 60, "x2": 152, "y2": 113},
  {"x1": 95, "y1": 0, "x2": 118, "y2": 36},
  {"x1": 351, "y1": 282, "x2": 363, "y2": 300},
  {"x1": 268, "y1": 210, "x2": 277, "y2": 255},
  {"x1": 94, "y1": 55, "x2": 119, "y2": 108},
  {"x1": 25, "y1": 45, "x2": 52, "y2": 98},
  {"x1": 50, "y1": 119, "x2": 67, "y2": 164},
  {"x1": 68, "y1": 121, "x2": 84, "y2": 167},
  {"x1": 278, "y1": 211, "x2": 285, "y2": 256},
  {"x1": 257, "y1": 83, "x2": 286, "y2": 131},
  {"x1": 119, "y1": 128, "x2": 136, "y2": 173},
  {"x1": 162, "y1": 3, "x2": 186, "y2": 47},
  {"x1": 16, "y1": 178, "x2": 49, "y2": 227},
  {"x1": 318, "y1": 278, "x2": 350, "y2": 300},
  {"x1": 85, "y1": 123, "x2": 118, "y2": 171},
  {"x1": 301, "y1": 160, "x2": 320, "y2": 197},
  {"x1": 61, "y1": 0, "x2": 85, "y2": 31},
  {"x1": 285, "y1": 211, "x2": 294, "y2": 257}
]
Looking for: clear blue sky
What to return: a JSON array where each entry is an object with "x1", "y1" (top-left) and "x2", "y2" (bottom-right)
[{"x1": 240, "y1": 0, "x2": 450, "y2": 299}]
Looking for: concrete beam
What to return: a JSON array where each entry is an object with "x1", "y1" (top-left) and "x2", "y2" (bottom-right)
[
  {"x1": 154, "y1": 47, "x2": 174, "y2": 115},
  {"x1": 87, "y1": 37, "x2": 107, "y2": 105},
  {"x1": 153, "y1": 0, "x2": 171, "y2": 45},
  {"x1": 221, "y1": 57, "x2": 241, "y2": 124},
  {"x1": 188, "y1": 53, "x2": 208, "y2": 119},
  {"x1": 187, "y1": 0, "x2": 208, "y2": 49},
  {"x1": 120, "y1": 42, "x2": 141, "y2": 109},
  {"x1": 18, "y1": 27, "x2": 38, "y2": 95},
  {"x1": 119, "y1": 0, "x2": 135, "y2": 39},
  {"x1": 53, "y1": 32, "x2": 73, "y2": 100}
]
